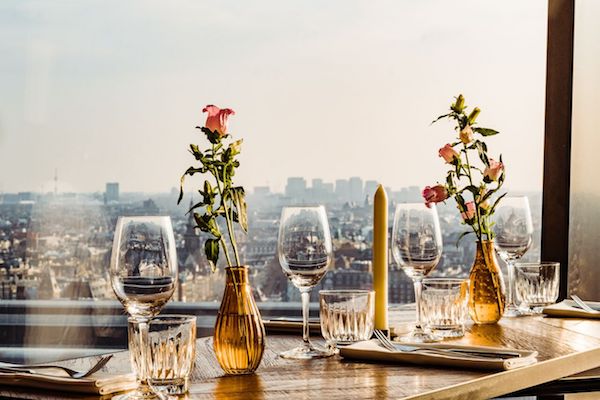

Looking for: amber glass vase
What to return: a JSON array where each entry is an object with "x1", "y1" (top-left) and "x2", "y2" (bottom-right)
[
  {"x1": 468, "y1": 241, "x2": 506, "y2": 324},
  {"x1": 213, "y1": 266, "x2": 265, "y2": 375}
]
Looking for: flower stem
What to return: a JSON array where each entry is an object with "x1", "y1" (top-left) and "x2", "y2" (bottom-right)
[
  {"x1": 462, "y1": 144, "x2": 484, "y2": 241},
  {"x1": 211, "y1": 144, "x2": 235, "y2": 267}
]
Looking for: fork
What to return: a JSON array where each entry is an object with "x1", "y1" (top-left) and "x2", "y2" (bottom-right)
[
  {"x1": 373, "y1": 330, "x2": 519, "y2": 359},
  {"x1": 0, "y1": 354, "x2": 113, "y2": 379},
  {"x1": 571, "y1": 295, "x2": 600, "y2": 313}
]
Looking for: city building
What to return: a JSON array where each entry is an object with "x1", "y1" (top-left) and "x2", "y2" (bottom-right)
[{"x1": 105, "y1": 183, "x2": 119, "y2": 204}]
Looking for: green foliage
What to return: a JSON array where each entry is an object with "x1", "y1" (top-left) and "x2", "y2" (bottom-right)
[
  {"x1": 179, "y1": 127, "x2": 247, "y2": 268},
  {"x1": 432, "y1": 94, "x2": 506, "y2": 243}
]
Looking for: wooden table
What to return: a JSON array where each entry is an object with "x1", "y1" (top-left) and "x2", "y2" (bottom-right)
[{"x1": 2, "y1": 315, "x2": 600, "y2": 399}]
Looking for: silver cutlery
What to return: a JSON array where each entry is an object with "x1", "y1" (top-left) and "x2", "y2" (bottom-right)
[
  {"x1": 571, "y1": 295, "x2": 600, "y2": 313},
  {"x1": 0, "y1": 354, "x2": 113, "y2": 379},
  {"x1": 373, "y1": 330, "x2": 520, "y2": 360}
]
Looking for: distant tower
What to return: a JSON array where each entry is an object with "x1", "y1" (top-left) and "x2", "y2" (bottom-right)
[
  {"x1": 54, "y1": 168, "x2": 58, "y2": 195},
  {"x1": 184, "y1": 198, "x2": 201, "y2": 255},
  {"x1": 105, "y1": 182, "x2": 120, "y2": 204}
]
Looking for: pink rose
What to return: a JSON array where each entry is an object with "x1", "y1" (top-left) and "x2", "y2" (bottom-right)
[
  {"x1": 459, "y1": 125, "x2": 474, "y2": 144},
  {"x1": 484, "y1": 159, "x2": 504, "y2": 182},
  {"x1": 203, "y1": 105, "x2": 235, "y2": 137},
  {"x1": 438, "y1": 144, "x2": 459, "y2": 164},
  {"x1": 422, "y1": 185, "x2": 448, "y2": 208},
  {"x1": 461, "y1": 201, "x2": 476, "y2": 221}
]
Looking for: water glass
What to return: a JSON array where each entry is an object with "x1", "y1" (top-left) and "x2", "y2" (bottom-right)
[
  {"x1": 319, "y1": 290, "x2": 374, "y2": 348},
  {"x1": 129, "y1": 315, "x2": 197, "y2": 395},
  {"x1": 514, "y1": 262, "x2": 560, "y2": 313},
  {"x1": 421, "y1": 278, "x2": 469, "y2": 338}
]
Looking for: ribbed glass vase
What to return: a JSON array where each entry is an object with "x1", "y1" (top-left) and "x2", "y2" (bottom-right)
[
  {"x1": 468, "y1": 240, "x2": 506, "y2": 324},
  {"x1": 213, "y1": 266, "x2": 266, "y2": 375}
]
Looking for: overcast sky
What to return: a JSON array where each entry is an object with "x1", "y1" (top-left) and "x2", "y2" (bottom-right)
[{"x1": 0, "y1": 0, "x2": 547, "y2": 194}]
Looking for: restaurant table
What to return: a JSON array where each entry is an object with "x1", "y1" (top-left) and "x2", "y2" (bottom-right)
[{"x1": 2, "y1": 315, "x2": 600, "y2": 399}]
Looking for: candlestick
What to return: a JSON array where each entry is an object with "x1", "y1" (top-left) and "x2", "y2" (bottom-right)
[{"x1": 373, "y1": 184, "x2": 388, "y2": 332}]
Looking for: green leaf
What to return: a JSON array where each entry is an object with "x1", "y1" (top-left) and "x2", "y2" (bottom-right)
[
  {"x1": 177, "y1": 167, "x2": 203, "y2": 205},
  {"x1": 229, "y1": 139, "x2": 243, "y2": 156},
  {"x1": 201, "y1": 127, "x2": 222, "y2": 144},
  {"x1": 204, "y1": 239, "x2": 220, "y2": 272},
  {"x1": 431, "y1": 113, "x2": 450, "y2": 125},
  {"x1": 473, "y1": 127, "x2": 499, "y2": 136},
  {"x1": 194, "y1": 213, "x2": 221, "y2": 237},
  {"x1": 489, "y1": 192, "x2": 508, "y2": 215},
  {"x1": 475, "y1": 141, "x2": 490, "y2": 167},
  {"x1": 186, "y1": 201, "x2": 204, "y2": 215},
  {"x1": 455, "y1": 231, "x2": 474, "y2": 247},
  {"x1": 202, "y1": 180, "x2": 216, "y2": 205},
  {"x1": 189, "y1": 144, "x2": 203, "y2": 160},
  {"x1": 231, "y1": 186, "x2": 248, "y2": 233},
  {"x1": 462, "y1": 185, "x2": 479, "y2": 197}
]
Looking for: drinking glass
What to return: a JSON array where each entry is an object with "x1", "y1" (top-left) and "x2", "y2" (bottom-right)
[
  {"x1": 493, "y1": 197, "x2": 533, "y2": 317},
  {"x1": 514, "y1": 262, "x2": 560, "y2": 313},
  {"x1": 421, "y1": 278, "x2": 469, "y2": 338},
  {"x1": 391, "y1": 203, "x2": 443, "y2": 343},
  {"x1": 111, "y1": 216, "x2": 178, "y2": 399},
  {"x1": 129, "y1": 315, "x2": 196, "y2": 396},
  {"x1": 278, "y1": 206, "x2": 334, "y2": 359},
  {"x1": 319, "y1": 290, "x2": 374, "y2": 351}
]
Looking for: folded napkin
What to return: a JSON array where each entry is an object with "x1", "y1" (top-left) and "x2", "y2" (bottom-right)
[
  {"x1": 339, "y1": 339, "x2": 537, "y2": 371},
  {"x1": 543, "y1": 300, "x2": 600, "y2": 319},
  {"x1": 0, "y1": 370, "x2": 137, "y2": 395}
]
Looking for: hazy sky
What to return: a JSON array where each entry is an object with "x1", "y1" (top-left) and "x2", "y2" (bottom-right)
[{"x1": 0, "y1": 0, "x2": 547, "y2": 194}]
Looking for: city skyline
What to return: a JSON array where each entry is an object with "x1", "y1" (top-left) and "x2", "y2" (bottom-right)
[{"x1": 0, "y1": 1, "x2": 547, "y2": 194}]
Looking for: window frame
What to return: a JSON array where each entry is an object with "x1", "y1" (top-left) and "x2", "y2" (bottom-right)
[{"x1": 541, "y1": 0, "x2": 575, "y2": 301}]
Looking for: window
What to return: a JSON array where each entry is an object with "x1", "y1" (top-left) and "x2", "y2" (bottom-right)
[
  {"x1": 0, "y1": 1, "x2": 548, "y2": 358},
  {"x1": 568, "y1": 0, "x2": 600, "y2": 300}
]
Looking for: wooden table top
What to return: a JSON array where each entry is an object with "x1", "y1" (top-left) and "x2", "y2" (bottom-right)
[{"x1": 2, "y1": 315, "x2": 600, "y2": 399}]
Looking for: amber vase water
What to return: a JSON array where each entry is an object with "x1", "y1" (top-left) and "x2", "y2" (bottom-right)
[
  {"x1": 213, "y1": 266, "x2": 265, "y2": 375},
  {"x1": 468, "y1": 241, "x2": 506, "y2": 324}
]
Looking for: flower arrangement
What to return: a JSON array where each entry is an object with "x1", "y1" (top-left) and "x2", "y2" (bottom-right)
[
  {"x1": 423, "y1": 94, "x2": 506, "y2": 243},
  {"x1": 178, "y1": 105, "x2": 246, "y2": 270}
]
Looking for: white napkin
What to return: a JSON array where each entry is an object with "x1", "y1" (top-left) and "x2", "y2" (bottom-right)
[
  {"x1": 0, "y1": 370, "x2": 137, "y2": 395},
  {"x1": 339, "y1": 339, "x2": 538, "y2": 371},
  {"x1": 543, "y1": 300, "x2": 600, "y2": 319}
]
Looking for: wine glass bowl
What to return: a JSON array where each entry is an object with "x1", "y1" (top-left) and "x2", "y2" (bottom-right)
[
  {"x1": 391, "y1": 203, "x2": 443, "y2": 343},
  {"x1": 111, "y1": 216, "x2": 178, "y2": 319},
  {"x1": 278, "y1": 206, "x2": 333, "y2": 359},
  {"x1": 492, "y1": 197, "x2": 534, "y2": 317}
]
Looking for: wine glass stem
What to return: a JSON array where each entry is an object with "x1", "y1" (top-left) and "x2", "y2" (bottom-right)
[
  {"x1": 507, "y1": 260, "x2": 515, "y2": 307},
  {"x1": 414, "y1": 277, "x2": 423, "y2": 331},
  {"x1": 300, "y1": 289, "x2": 311, "y2": 346}
]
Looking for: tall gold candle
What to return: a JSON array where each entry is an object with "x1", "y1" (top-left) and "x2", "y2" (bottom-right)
[{"x1": 373, "y1": 184, "x2": 388, "y2": 331}]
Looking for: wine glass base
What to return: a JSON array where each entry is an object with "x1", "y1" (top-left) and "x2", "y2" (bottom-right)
[
  {"x1": 279, "y1": 344, "x2": 335, "y2": 359},
  {"x1": 503, "y1": 305, "x2": 525, "y2": 318},
  {"x1": 394, "y1": 330, "x2": 441, "y2": 344}
]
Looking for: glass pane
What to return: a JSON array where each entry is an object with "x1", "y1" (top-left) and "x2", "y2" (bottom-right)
[
  {"x1": 0, "y1": 1, "x2": 546, "y2": 357},
  {"x1": 568, "y1": 0, "x2": 600, "y2": 300}
]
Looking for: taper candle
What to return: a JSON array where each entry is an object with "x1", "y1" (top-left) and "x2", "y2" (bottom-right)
[{"x1": 373, "y1": 184, "x2": 388, "y2": 331}]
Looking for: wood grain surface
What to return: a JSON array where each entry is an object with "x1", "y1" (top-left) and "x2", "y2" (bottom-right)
[{"x1": 2, "y1": 315, "x2": 600, "y2": 399}]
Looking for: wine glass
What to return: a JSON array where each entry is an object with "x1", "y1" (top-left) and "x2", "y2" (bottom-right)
[
  {"x1": 391, "y1": 203, "x2": 443, "y2": 343},
  {"x1": 493, "y1": 196, "x2": 533, "y2": 317},
  {"x1": 278, "y1": 206, "x2": 334, "y2": 359},
  {"x1": 110, "y1": 216, "x2": 178, "y2": 399}
]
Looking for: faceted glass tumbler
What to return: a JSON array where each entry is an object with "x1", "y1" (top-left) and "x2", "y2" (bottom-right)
[
  {"x1": 421, "y1": 278, "x2": 469, "y2": 338},
  {"x1": 319, "y1": 290, "x2": 374, "y2": 347},
  {"x1": 514, "y1": 262, "x2": 560, "y2": 313},
  {"x1": 129, "y1": 315, "x2": 196, "y2": 395}
]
